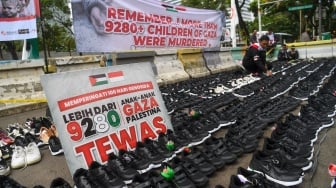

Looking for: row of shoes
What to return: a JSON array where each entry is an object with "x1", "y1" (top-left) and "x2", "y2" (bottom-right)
[
  {"x1": 72, "y1": 137, "x2": 237, "y2": 188},
  {"x1": 163, "y1": 58, "x2": 336, "y2": 187},
  {"x1": 226, "y1": 59, "x2": 336, "y2": 187},
  {"x1": 3, "y1": 58, "x2": 336, "y2": 187},
  {"x1": 160, "y1": 59, "x2": 306, "y2": 114},
  {"x1": 289, "y1": 60, "x2": 336, "y2": 100},
  {"x1": 71, "y1": 57, "x2": 335, "y2": 188},
  {"x1": 178, "y1": 59, "x2": 335, "y2": 187},
  {"x1": 0, "y1": 142, "x2": 41, "y2": 176},
  {"x1": 245, "y1": 70, "x2": 336, "y2": 187},
  {"x1": 151, "y1": 58, "x2": 336, "y2": 187},
  {"x1": 0, "y1": 129, "x2": 42, "y2": 175},
  {"x1": 0, "y1": 116, "x2": 64, "y2": 177},
  {"x1": 160, "y1": 69, "x2": 251, "y2": 112}
]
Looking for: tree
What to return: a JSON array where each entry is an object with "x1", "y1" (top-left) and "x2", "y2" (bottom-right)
[
  {"x1": 235, "y1": 0, "x2": 250, "y2": 44},
  {"x1": 39, "y1": 0, "x2": 75, "y2": 56},
  {"x1": 249, "y1": 0, "x2": 336, "y2": 40},
  {"x1": 182, "y1": 0, "x2": 227, "y2": 11},
  {"x1": 3, "y1": 41, "x2": 19, "y2": 60}
]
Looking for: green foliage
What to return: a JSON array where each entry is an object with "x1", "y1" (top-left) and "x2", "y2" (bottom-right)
[
  {"x1": 249, "y1": 0, "x2": 336, "y2": 40},
  {"x1": 38, "y1": 0, "x2": 75, "y2": 54},
  {"x1": 181, "y1": 0, "x2": 228, "y2": 11}
]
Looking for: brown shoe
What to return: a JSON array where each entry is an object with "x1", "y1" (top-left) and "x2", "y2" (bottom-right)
[
  {"x1": 50, "y1": 125, "x2": 59, "y2": 138},
  {"x1": 39, "y1": 127, "x2": 54, "y2": 144}
]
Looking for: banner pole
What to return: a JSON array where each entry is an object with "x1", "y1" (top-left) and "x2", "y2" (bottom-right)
[{"x1": 22, "y1": 40, "x2": 28, "y2": 60}]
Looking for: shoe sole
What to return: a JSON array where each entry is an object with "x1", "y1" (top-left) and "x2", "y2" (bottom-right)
[
  {"x1": 232, "y1": 91, "x2": 254, "y2": 98},
  {"x1": 136, "y1": 164, "x2": 153, "y2": 174},
  {"x1": 302, "y1": 161, "x2": 313, "y2": 171},
  {"x1": 0, "y1": 166, "x2": 10, "y2": 176},
  {"x1": 26, "y1": 155, "x2": 42, "y2": 165},
  {"x1": 188, "y1": 134, "x2": 211, "y2": 147},
  {"x1": 247, "y1": 166, "x2": 303, "y2": 186},
  {"x1": 49, "y1": 146, "x2": 64, "y2": 156},
  {"x1": 11, "y1": 161, "x2": 25, "y2": 169}
]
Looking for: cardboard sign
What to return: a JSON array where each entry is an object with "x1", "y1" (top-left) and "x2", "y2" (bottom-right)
[{"x1": 41, "y1": 62, "x2": 172, "y2": 175}]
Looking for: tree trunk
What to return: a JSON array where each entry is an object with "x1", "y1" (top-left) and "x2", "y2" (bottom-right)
[
  {"x1": 4, "y1": 41, "x2": 19, "y2": 60},
  {"x1": 235, "y1": 0, "x2": 250, "y2": 45}
]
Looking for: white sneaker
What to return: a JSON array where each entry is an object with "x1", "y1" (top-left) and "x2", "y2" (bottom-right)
[
  {"x1": 25, "y1": 142, "x2": 41, "y2": 165},
  {"x1": 11, "y1": 146, "x2": 26, "y2": 169}
]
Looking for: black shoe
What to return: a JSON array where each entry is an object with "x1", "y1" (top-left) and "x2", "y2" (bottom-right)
[
  {"x1": 194, "y1": 118, "x2": 219, "y2": 134},
  {"x1": 29, "y1": 117, "x2": 43, "y2": 136},
  {"x1": 33, "y1": 185, "x2": 45, "y2": 188},
  {"x1": 224, "y1": 132, "x2": 259, "y2": 154},
  {"x1": 161, "y1": 162, "x2": 196, "y2": 188},
  {"x1": 25, "y1": 132, "x2": 45, "y2": 147},
  {"x1": 144, "y1": 138, "x2": 176, "y2": 162},
  {"x1": 0, "y1": 175, "x2": 26, "y2": 188},
  {"x1": 181, "y1": 147, "x2": 216, "y2": 176},
  {"x1": 158, "y1": 131, "x2": 181, "y2": 154},
  {"x1": 165, "y1": 129, "x2": 189, "y2": 153},
  {"x1": 88, "y1": 161, "x2": 126, "y2": 188},
  {"x1": 148, "y1": 170, "x2": 175, "y2": 188},
  {"x1": 284, "y1": 114, "x2": 321, "y2": 132},
  {"x1": 262, "y1": 147, "x2": 313, "y2": 171},
  {"x1": 248, "y1": 151, "x2": 303, "y2": 186},
  {"x1": 119, "y1": 149, "x2": 152, "y2": 174},
  {"x1": 226, "y1": 122, "x2": 262, "y2": 141},
  {"x1": 0, "y1": 157, "x2": 10, "y2": 176},
  {"x1": 0, "y1": 145, "x2": 12, "y2": 160},
  {"x1": 299, "y1": 108, "x2": 335, "y2": 129},
  {"x1": 194, "y1": 146, "x2": 225, "y2": 170},
  {"x1": 220, "y1": 138, "x2": 244, "y2": 157},
  {"x1": 264, "y1": 137, "x2": 313, "y2": 160},
  {"x1": 203, "y1": 136, "x2": 237, "y2": 164},
  {"x1": 174, "y1": 125, "x2": 210, "y2": 147},
  {"x1": 73, "y1": 168, "x2": 96, "y2": 188},
  {"x1": 135, "y1": 141, "x2": 163, "y2": 169},
  {"x1": 107, "y1": 153, "x2": 139, "y2": 184},
  {"x1": 308, "y1": 96, "x2": 336, "y2": 117},
  {"x1": 39, "y1": 117, "x2": 52, "y2": 127},
  {"x1": 50, "y1": 177, "x2": 72, "y2": 188},
  {"x1": 48, "y1": 136, "x2": 63, "y2": 156},
  {"x1": 14, "y1": 136, "x2": 28, "y2": 147},
  {"x1": 229, "y1": 167, "x2": 288, "y2": 188},
  {"x1": 271, "y1": 122, "x2": 316, "y2": 145},
  {"x1": 129, "y1": 173, "x2": 152, "y2": 188},
  {"x1": 171, "y1": 157, "x2": 209, "y2": 187}
]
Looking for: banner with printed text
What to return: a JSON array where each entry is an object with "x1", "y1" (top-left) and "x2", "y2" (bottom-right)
[
  {"x1": 71, "y1": 0, "x2": 225, "y2": 52},
  {"x1": 0, "y1": 0, "x2": 40, "y2": 41},
  {"x1": 41, "y1": 62, "x2": 172, "y2": 175}
]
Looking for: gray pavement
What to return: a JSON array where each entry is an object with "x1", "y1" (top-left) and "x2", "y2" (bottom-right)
[{"x1": 0, "y1": 106, "x2": 335, "y2": 188}]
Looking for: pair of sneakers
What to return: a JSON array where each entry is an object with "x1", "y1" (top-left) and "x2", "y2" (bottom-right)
[{"x1": 11, "y1": 142, "x2": 41, "y2": 169}]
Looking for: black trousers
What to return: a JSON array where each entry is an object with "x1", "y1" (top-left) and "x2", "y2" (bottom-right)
[{"x1": 243, "y1": 61, "x2": 273, "y2": 74}]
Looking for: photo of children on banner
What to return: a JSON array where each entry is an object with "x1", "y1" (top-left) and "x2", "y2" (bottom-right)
[
  {"x1": 82, "y1": 0, "x2": 113, "y2": 35},
  {"x1": 0, "y1": 0, "x2": 35, "y2": 18}
]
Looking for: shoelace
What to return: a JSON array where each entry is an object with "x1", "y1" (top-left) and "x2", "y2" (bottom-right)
[{"x1": 13, "y1": 146, "x2": 28, "y2": 170}]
